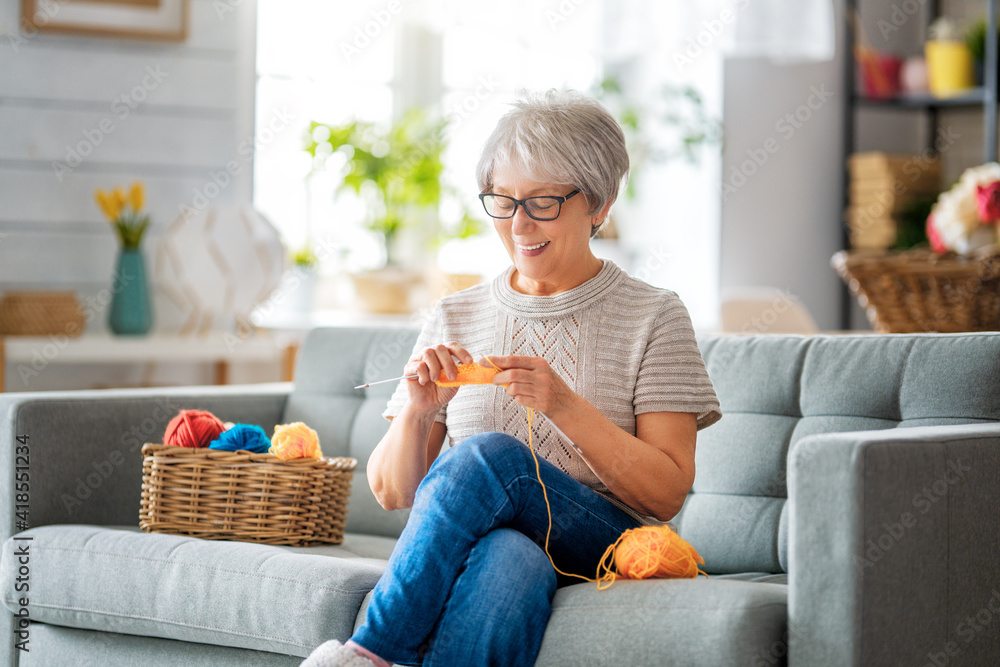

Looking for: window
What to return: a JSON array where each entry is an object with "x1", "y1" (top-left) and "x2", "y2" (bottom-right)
[{"x1": 254, "y1": 1, "x2": 720, "y2": 327}]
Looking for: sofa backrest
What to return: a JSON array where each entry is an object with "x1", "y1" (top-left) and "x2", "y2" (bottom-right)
[
  {"x1": 283, "y1": 326, "x2": 421, "y2": 538},
  {"x1": 287, "y1": 327, "x2": 1000, "y2": 565},
  {"x1": 679, "y1": 332, "x2": 1000, "y2": 575}
]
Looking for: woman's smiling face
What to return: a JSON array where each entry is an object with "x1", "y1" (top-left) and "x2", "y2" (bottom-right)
[{"x1": 490, "y1": 165, "x2": 607, "y2": 296}]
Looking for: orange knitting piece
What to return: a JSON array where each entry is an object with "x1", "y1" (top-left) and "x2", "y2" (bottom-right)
[{"x1": 435, "y1": 363, "x2": 500, "y2": 387}]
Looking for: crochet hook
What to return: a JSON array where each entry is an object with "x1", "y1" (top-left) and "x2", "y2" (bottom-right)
[
  {"x1": 355, "y1": 353, "x2": 488, "y2": 389},
  {"x1": 354, "y1": 374, "x2": 418, "y2": 389}
]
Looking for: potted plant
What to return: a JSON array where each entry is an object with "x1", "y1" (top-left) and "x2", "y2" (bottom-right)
[
  {"x1": 304, "y1": 108, "x2": 481, "y2": 313},
  {"x1": 283, "y1": 243, "x2": 319, "y2": 314}
]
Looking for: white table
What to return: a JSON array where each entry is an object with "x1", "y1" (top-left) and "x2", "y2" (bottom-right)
[{"x1": 0, "y1": 333, "x2": 298, "y2": 392}]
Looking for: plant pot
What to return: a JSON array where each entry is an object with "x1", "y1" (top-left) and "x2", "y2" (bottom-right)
[
  {"x1": 350, "y1": 268, "x2": 421, "y2": 314},
  {"x1": 108, "y1": 247, "x2": 153, "y2": 335}
]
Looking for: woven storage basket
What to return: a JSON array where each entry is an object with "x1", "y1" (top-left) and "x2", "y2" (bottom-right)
[
  {"x1": 832, "y1": 247, "x2": 1000, "y2": 333},
  {"x1": 0, "y1": 291, "x2": 84, "y2": 336},
  {"x1": 140, "y1": 443, "x2": 357, "y2": 546}
]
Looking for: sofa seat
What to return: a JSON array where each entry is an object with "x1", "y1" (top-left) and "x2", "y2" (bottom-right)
[
  {"x1": 0, "y1": 525, "x2": 390, "y2": 658},
  {"x1": 3, "y1": 524, "x2": 789, "y2": 664}
]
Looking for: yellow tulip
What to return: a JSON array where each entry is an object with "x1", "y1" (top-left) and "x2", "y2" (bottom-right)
[
  {"x1": 94, "y1": 190, "x2": 116, "y2": 222},
  {"x1": 129, "y1": 181, "x2": 144, "y2": 212},
  {"x1": 112, "y1": 187, "x2": 126, "y2": 216}
]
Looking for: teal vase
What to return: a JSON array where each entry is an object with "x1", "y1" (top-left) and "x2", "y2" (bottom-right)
[{"x1": 108, "y1": 247, "x2": 153, "y2": 335}]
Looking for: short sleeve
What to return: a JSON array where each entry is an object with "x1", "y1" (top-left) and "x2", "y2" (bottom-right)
[
  {"x1": 633, "y1": 294, "x2": 722, "y2": 430},
  {"x1": 381, "y1": 302, "x2": 449, "y2": 425}
]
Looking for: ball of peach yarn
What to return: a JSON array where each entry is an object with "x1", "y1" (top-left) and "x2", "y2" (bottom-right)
[{"x1": 269, "y1": 422, "x2": 323, "y2": 460}]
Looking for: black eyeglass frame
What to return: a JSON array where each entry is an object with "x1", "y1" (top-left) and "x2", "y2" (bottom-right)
[{"x1": 478, "y1": 189, "x2": 581, "y2": 221}]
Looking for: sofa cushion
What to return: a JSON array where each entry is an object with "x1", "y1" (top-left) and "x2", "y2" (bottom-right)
[
  {"x1": 535, "y1": 579, "x2": 788, "y2": 666},
  {"x1": 0, "y1": 525, "x2": 392, "y2": 658}
]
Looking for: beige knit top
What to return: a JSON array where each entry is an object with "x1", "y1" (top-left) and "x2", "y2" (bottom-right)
[{"x1": 384, "y1": 260, "x2": 722, "y2": 524}]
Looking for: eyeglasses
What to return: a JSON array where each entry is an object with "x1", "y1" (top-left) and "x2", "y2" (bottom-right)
[{"x1": 479, "y1": 189, "x2": 580, "y2": 221}]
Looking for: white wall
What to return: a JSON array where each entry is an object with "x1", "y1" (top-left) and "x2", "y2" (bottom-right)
[
  {"x1": 0, "y1": 0, "x2": 273, "y2": 390},
  {"x1": 719, "y1": 54, "x2": 844, "y2": 332}
]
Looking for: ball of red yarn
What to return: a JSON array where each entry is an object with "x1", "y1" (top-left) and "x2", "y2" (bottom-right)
[{"x1": 163, "y1": 409, "x2": 225, "y2": 448}]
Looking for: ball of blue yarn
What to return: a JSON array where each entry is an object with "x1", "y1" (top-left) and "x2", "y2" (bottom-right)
[{"x1": 208, "y1": 423, "x2": 271, "y2": 453}]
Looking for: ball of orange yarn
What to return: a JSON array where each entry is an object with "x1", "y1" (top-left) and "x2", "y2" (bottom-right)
[
  {"x1": 269, "y1": 422, "x2": 323, "y2": 460},
  {"x1": 163, "y1": 409, "x2": 226, "y2": 448},
  {"x1": 609, "y1": 526, "x2": 706, "y2": 582}
]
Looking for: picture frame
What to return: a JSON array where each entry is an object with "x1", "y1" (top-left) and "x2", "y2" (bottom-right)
[{"x1": 21, "y1": 0, "x2": 189, "y2": 42}]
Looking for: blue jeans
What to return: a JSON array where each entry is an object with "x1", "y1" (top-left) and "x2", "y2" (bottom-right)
[{"x1": 351, "y1": 431, "x2": 641, "y2": 666}]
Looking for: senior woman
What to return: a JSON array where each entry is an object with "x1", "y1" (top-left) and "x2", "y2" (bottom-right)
[{"x1": 303, "y1": 89, "x2": 721, "y2": 667}]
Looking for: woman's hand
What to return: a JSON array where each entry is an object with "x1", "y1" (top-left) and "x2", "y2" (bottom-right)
[
  {"x1": 483, "y1": 355, "x2": 579, "y2": 419},
  {"x1": 404, "y1": 342, "x2": 475, "y2": 414}
]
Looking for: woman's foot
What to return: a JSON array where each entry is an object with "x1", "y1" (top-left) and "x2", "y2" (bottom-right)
[{"x1": 300, "y1": 639, "x2": 392, "y2": 667}]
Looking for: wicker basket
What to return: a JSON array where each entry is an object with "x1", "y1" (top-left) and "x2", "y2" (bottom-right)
[
  {"x1": 0, "y1": 291, "x2": 85, "y2": 336},
  {"x1": 832, "y1": 247, "x2": 1000, "y2": 333},
  {"x1": 139, "y1": 443, "x2": 357, "y2": 546}
]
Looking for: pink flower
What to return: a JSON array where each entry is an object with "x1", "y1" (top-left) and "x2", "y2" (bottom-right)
[
  {"x1": 976, "y1": 182, "x2": 1000, "y2": 223},
  {"x1": 926, "y1": 212, "x2": 948, "y2": 255}
]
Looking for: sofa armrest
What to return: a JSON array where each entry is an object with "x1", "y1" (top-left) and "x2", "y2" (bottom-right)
[
  {"x1": 0, "y1": 382, "x2": 291, "y2": 544},
  {"x1": 788, "y1": 423, "x2": 1000, "y2": 666}
]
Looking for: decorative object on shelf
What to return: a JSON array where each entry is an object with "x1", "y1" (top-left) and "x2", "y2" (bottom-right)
[
  {"x1": 925, "y1": 17, "x2": 975, "y2": 97},
  {"x1": 305, "y1": 109, "x2": 483, "y2": 314},
  {"x1": 856, "y1": 47, "x2": 902, "y2": 98},
  {"x1": 21, "y1": 0, "x2": 189, "y2": 42},
  {"x1": 899, "y1": 56, "x2": 929, "y2": 95},
  {"x1": 926, "y1": 162, "x2": 1000, "y2": 255},
  {"x1": 97, "y1": 181, "x2": 153, "y2": 335},
  {"x1": 832, "y1": 247, "x2": 1000, "y2": 333},
  {"x1": 845, "y1": 152, "x2": 941, "y2": 249},
  {"x1": 139, "y1": 442, "x2": 356, "y2": 546},
  {"x1": 0, "y1": 291, "x2": 85, "y2": 337},
  {"x1": 153, "y1": 206, "x2": 286, "y2": 335}
]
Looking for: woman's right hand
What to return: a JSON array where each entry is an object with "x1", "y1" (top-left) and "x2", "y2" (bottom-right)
[{"x1": 403, "y1": 341, "x2": 474, "y2": 413}]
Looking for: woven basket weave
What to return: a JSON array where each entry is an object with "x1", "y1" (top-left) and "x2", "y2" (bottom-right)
[
  {"x1": 832, "y1": 247, "x2": 1000, "y2": 333},
  {"x1": 140, "y1": 443, "x2": 357, "y2": 546},
  {"x1": 0, "y1": 291, "x2": 84, "y2": 336}
]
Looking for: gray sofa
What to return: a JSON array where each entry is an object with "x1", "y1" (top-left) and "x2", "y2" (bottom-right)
[{"x1": 2, "y1": 326, "x2": 1000, "y2": 666}]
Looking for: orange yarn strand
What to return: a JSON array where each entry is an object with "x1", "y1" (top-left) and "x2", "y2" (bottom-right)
[{"x1": 476, "y1": 356, "x2": 707, "y2": 588}]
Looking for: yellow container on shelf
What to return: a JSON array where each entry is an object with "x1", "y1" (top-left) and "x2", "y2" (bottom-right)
[{"x1": 925, "y1": 40, "x2": 975, "y2": 96}]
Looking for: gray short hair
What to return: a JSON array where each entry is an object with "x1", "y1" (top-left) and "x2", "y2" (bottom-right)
[{"x1": 476, "y1": 89, "x2": 629, "y2": 237}]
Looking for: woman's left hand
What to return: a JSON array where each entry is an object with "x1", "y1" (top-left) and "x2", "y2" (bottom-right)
[{"x1": 482, "y1": 355, "x2": 579, "y2": 419}]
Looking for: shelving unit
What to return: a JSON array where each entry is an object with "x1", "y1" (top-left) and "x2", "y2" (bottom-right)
[{"x1": 840, "y1": 0, "x2": 999, "y2": 328}]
